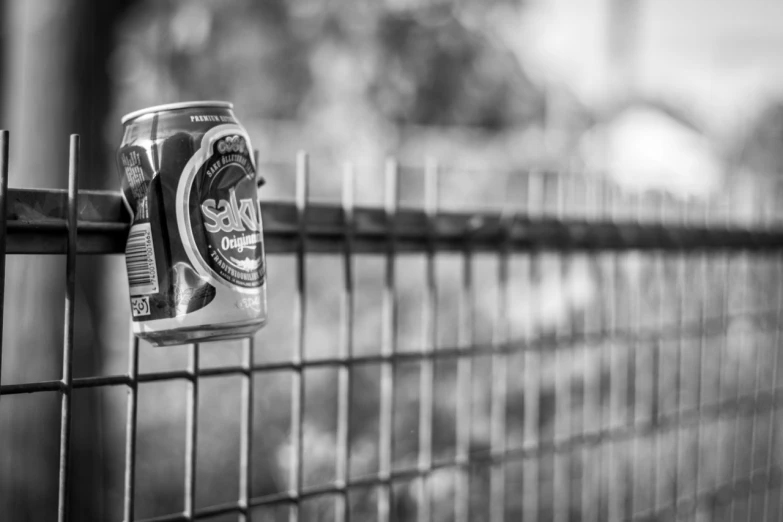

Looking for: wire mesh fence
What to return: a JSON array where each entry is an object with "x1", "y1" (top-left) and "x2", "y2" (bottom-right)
[{"x1": 1, "y1": 130, "x2": 782, "y2": 521}]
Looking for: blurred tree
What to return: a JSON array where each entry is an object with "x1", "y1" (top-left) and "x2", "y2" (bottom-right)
[
  {"x1": 370, "y1": 7, "x2": 543, "y2": 130},
  {"x1": 0, "y1": 0, "x2": 135, "y2": 520},
  {"x1": 114, "y1": 0, "x2": 311, "y2": 120},
  {"x1": 738, "y1": 101, "x2": 783, "y2": 177}
]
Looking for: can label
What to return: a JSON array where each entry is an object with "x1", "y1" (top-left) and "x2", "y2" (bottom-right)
[
  {"x1": 186, "y1": 133, "x2": 264, "y2": 289},
  {"x1": 177, "y1": 125, "x2": 266, "y2": 293}
]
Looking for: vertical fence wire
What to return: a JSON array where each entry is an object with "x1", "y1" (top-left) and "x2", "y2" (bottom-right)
[
  {"x1": 672, "y1": 233, "x2": 686, "y2": 517},
  {"x1": 714, "y1": 189, "x2": 733, "y2": 522},
  {"x1": 596, "y1": 180, "x2": 608, "y2": 521},
  {"x1": 552, "y1": 172, "x2": 571, "y2": 522},
  {"x1": 628, "y1": 191, "x2": 644, "y2": 519},
  {"x1": 417, "y1": 159, "x2": 438, "y2": 522},
  {"x1": 745, "y1": 273, "x2": 763, "y2": 522},
  {"x1": 489, "y1": 172, "x2": 511, "y2": 522},
  {"x1": 290, "y1": 151, "x2": 308, "y2": 522},
  {"x1": 746, "y1": 179, "x2": 769, "y2": 518},
  {"x1": 649, "y1": 279, "x2": 660, "y2": 519},
  {"x1": 741, "y1": 252, "x2": 754, "y2": 521},
  {"x1": 184, "y1": 343, "x2": 199, "y2": 520},
  {"x1": 693, "y1": 251, "x2": 708, "y2": 522},
  {"x1": 650, "y1": 192, "x2": 664, "y2": 517},
  {"x1": 123, "y1": 327, "x2": 140, "y2": 522},
  {"x1": 0, "y1": 130, "x2": 8, "y2": 398},
  {"x1": 581, "y1": 173, "x2": 601, "y2": 522},
  {"x1": 238, "y1": 151, "x2": 262, "y2": 522},
  {"x1": 523, "y1": 170, "x2": 543, "y2": 522},
  {"x1": 454, "y1": 187, "x2": 475, "y2": 522},
  {"x1": 335, "y1": 162, "x2": 355, "y2": 522},
  {"x1": 378, "y1": 157, "x2": 399, "y2": 522},
  {"x1": 665, "y1": 197, "x2": 683, "y2": 518},
  {"x1": 681, "y1": 195, "x2": 693, "y2": 516},
  {"x1": 594, "y1": 179, "x2": 609, "y2": 521},
  {"x1": 694, "y1": 198, "x2": 715, "y2": 522},
  {"x1": 727, "y1": 251, "x2": 741, "y2": 522},
  {"x1": 238, "y1": 334, "x2": 254, "y2": 522},
  {"x1": 715, "y1": 251, "x2": 731, "y2": 522},
  {"x1": 605, "y1": 182, "x2": 624, "y2": 522},
  {"x1": 729, "y1": 235, "x2": 750, "y2": 522},
  {"x1": 701, "y1": 199, "x2": 717, "y2": 522},
  {"x1": 57, "y1": 134, "x2": 79, "y2": 522}
]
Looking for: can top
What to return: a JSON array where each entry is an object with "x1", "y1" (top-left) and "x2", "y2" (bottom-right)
[{"x1": 121, "y1": 101, "x2": 233, "y2": 125}]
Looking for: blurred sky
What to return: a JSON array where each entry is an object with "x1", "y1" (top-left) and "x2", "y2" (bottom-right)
[{"x1": 520, "y1": 0, "x2": 783, "y2": 131}]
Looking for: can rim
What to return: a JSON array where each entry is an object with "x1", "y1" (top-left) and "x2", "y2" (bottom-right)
[{"x1": 121, "y1": 101, "x2": 234, "y2": 125}]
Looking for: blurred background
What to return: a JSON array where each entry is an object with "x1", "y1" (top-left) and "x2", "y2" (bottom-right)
[{"x1": 2, "y1": 0, "x2": 783, "y2": 520}]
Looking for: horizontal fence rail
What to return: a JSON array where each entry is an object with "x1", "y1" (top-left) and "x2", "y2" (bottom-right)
[
  {"x1": 1, "y1": 137, "x2": 783, "y2": 522},
  {"x1": 5, "y1": 188, "x2": 783, "y2": 255}
]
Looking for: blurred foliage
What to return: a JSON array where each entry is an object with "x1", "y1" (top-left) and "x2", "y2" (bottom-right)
[
  {"x1": 739, "y1": 101, "x2": 783, "y2": 177},
  {"x1": 113, "y1": 0, "x2": 544, "y2": 131},
  {"x1": 369, "y1": 8, "x2": 543, "y2": 128}
]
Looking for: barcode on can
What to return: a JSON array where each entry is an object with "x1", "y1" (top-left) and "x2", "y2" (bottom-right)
[{"x1": 125, "y1": 222, "x2": 159, "y2": 296}]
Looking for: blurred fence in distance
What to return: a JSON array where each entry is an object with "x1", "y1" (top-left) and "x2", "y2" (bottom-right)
[{"x1": 1, "y1": 130, "x2": 783, "y2": 522}]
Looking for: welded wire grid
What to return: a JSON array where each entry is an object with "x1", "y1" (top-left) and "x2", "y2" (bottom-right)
[{"x1": 0, "y1": 132, "x2": 783, "y2": 522}]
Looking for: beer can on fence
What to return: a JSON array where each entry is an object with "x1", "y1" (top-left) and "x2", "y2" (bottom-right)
[{"x1": 116, "y1": 101, "x2": 267, "y2": 346}]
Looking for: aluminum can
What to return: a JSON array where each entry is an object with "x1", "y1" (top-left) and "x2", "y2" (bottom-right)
[{"x1": 117, "y1": 101, "x2": 266, "y2": 346}]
